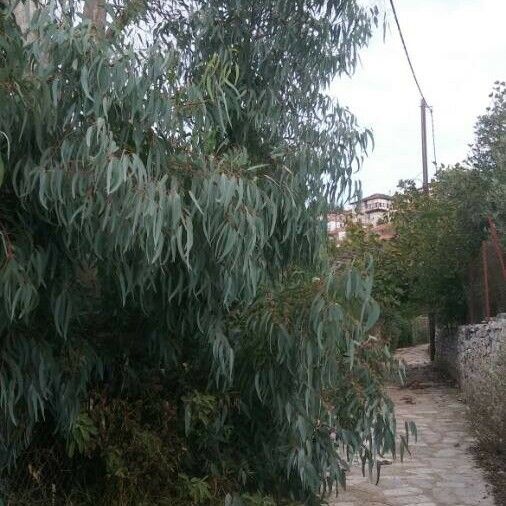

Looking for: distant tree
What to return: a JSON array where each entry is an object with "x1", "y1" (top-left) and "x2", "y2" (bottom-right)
[
  {"x1": 390, "y1": 173, "x2": 487, "y2": 323},
  {"x1": 388, "y1": 84, "x2": 506, "y2": 324},
  {"x1": 333, "y1": 222, "x2": 412, "y2": 348},
  {"x1": 336, "y1": 159, "x2": 498, "y2": 331},
  {"x1": 469, "y1": 81, "x2": 506, "y2": 239},
  {"x1": 335, "y1": 223, "x2": 403, "y2": 311},
  {"x1": 469, "y1": 81, "x2": 506, "y2": 176}
]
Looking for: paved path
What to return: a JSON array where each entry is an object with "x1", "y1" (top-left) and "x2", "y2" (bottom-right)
[{"x1": 332, "y1": 345, "x2": 495, "y2": 506}]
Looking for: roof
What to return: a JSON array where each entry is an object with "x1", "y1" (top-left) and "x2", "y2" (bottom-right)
[
  {"x1": 364, "y1": 207, "x2": 388, "y2": 214},
  {"x1": 372, "y1": 223, "x2": 395, "y2": 240},
  {"x1": 361, "y1": 193, "x2": 393, "y2": 202},
  {"x1": 327, "y1": 210, "x2": 352, "y2": 218}
]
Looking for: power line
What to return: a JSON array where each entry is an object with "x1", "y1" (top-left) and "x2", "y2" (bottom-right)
[
  {"x1": 389, "y1": 0, "x2": 428, "y2": 105},
  {"x1": 389, "y1": 0, "x2": 438, "y2": 170}
]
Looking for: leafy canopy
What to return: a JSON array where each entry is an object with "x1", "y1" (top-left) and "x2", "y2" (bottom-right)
[
  {"x1": 335, "y1": 82, "x2": 506, "y2": 327},
  {"x1": 388, "y1": 83, "x2": 506, "y2": 323},
  {"x1": 0, "y1": 1, "x2": 404, "y2": 504}
]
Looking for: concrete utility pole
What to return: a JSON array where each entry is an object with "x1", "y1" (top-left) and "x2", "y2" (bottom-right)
[
  {"x1": 420, "y1": 99, "x2": 429, "y2": 194},
  {"x1": 421, "y1": 98, "x2": 436, "y2": 360}
]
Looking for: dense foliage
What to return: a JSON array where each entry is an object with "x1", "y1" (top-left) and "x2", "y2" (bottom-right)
[
  {"x1": 0, "y1": 1, "x2": 404, "y2": 504},
  {"x1": 331, "y1": 222, "x2": 413, "y2": 349},
  {"x1": 335, "y1": 83, "x2": 506, "y2": 330},
  {"x1": 390, "y1": 81, "x2": 506, "y2": 323},
  {"x1": 468, "y1": 81, "x2": 506, "y2": 238},
  {"x1": 389, "y1": 173, "x2": 489, "y2": 323}
]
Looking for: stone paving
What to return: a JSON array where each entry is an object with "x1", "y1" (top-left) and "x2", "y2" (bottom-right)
[{"x1": 331, "y1": 344, "x2": 496, "y2": 506}]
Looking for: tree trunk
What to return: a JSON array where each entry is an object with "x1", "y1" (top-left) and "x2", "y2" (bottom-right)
[
  {"x1": 13, "y1": 0, "x2": 35, "y2": 34},
  {"x1": 428, "y1": 312, "x2": 436, "y2": 361},
  {"x1": 1, "y1": 0, "x2": 37, "y2": 43},
  {"x1": 83, "y1": 0, "x2": 106, "y2": 32}
]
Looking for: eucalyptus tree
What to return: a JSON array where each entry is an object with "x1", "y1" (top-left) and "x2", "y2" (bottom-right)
[{"x1": 0, "y1": 1, "x2": 402, "y2": 503}]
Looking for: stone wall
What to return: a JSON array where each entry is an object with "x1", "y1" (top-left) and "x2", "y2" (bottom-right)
[
  {"x1": 435, "y1": 314, "x2": 506, "y2": 442},
  {"x1": 434, "y1": 325, "x2": 459, "y2": 379},
  {"x1": 435, "y1": 314, "x2": 505, "y2": 384}
]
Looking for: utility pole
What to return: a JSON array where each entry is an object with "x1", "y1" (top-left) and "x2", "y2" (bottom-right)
[
  {"x1": 421, "y1": 99, "x2": 429, "y2": 193},
  {"x1": 390, "y1": 0, "x2": 437, "y2": 360},
  {"x1": 421, "y1": 98, "x2": 436, "y2": 360}
]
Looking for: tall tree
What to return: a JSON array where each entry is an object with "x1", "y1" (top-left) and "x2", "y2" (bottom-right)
[
  {"x1": 469, "y1": 81, "x2": 506, "y2": 176},
  {"x1": 389, "y1": 174, "x2": 487, "y2": 324},
  {"x1": 469, "y1": 81, "x2": 506, "y2": 238},
  {"x1": 0, "y1": 2, "x2": 403, "y2": 503}
]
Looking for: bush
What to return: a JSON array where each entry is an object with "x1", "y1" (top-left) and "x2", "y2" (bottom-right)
[
  {"x1": 376, "y1": 309, "x2": 413, "y2": 350},
  {"x1": 2, "y1": 270, "x2": 401, "y2": 505}
]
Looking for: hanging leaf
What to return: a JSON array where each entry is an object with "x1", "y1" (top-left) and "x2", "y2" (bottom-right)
[{"x1": 0, "y1": 154, "x2": 4, "y2": 189}]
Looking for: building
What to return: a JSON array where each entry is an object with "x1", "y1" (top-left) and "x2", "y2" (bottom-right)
[
  {"x1": 355, "y1": 193, "x2": 393, "y2": 227},
  {"x1": 327, "y1": 210, "x2": 352, "y2": 242},
  {"x1": 327, "y1": 193, "x2": 394, "y2": 242}
]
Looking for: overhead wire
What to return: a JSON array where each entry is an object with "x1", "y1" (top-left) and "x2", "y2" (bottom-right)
[
  {"x1": 389, "y1": 0, "x2": 438, "y2": 169},
  {"x1": 388, "y1": 0, "x2": 427, "y2": 104}
]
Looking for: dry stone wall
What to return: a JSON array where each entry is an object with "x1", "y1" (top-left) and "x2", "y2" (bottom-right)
[
  {"x1": 435, "y1": 314, "x2": 506, "y2": 443},
  {"x1": 435, "y1": 314, "x2": 505, "y2": 383}
]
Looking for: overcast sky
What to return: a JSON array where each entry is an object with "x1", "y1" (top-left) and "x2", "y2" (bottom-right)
[{"x1": 329, "y1": 0, "x2": 506, "y2": 197}]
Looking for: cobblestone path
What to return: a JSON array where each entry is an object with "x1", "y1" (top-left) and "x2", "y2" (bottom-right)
[{"x1": 331, "y1": 345, "x2": 495, "y2": 506}]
